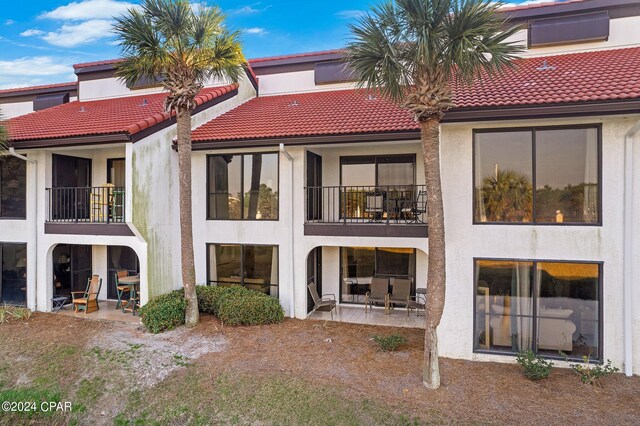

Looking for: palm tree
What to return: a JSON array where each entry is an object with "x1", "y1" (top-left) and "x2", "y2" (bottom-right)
[
  {"x1": 113, "y1": 0, "x2": 244, "y2": 326},
  {"x1": 481, "y1": 169, "x2": 533, "y2": 222},
  {"x1": 346, "y1": 0, "x2": 522, "y2": 388}
]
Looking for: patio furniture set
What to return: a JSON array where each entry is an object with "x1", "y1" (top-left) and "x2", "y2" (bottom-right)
[
  {"x1": 308, "y1": 279, "x2": 426, "y2": 320},
  {"x1": 51, "y1": 271, "x2": 141, "y2": 316}
]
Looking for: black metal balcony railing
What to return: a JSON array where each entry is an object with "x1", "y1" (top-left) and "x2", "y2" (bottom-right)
[
  {"x1": 46, "y1": 186, "x2": 126, "y2": 224},
  {"x1": 305, "y1": 185, "x2": 427, "y2": 225}
]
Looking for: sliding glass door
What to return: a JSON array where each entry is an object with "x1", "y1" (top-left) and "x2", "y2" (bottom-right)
[
  {"x1": 339, "y1": 247, "x2": 416, "y2": 304},
  {"x1": 0, "y1": 243, "x2": 27, "y2": 306}
]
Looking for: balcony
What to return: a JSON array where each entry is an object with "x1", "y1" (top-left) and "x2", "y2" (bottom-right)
[
  {"x1": 44, "y1": 186, "x2": 133, "y2": 236},
  {"x1": 304, "y1": 185, "x2": 428, "y2": 238}
]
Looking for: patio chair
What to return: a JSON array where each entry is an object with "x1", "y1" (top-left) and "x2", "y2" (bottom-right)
[
  {"x1": 388, "y1": 278, "x2": 412, "y2": 312},
  {"x1": 115, "y1": 270, "x2": 130, "y2": 309},
  {"x1": 401, "y1": 190, "x2": 427, "y2": 223},
  {"x1": 364, "y1": 277, "x2": 389, "y2": 313},
  {"x1": 365, "y1": 194, "x2": 384, "y2": 222},
  {"x1": 407, "y1": 294, "x2": 426, "y2": 317},
  {"x1": 307, "y1": 282, "x2": 337, "y2": 320},
  {"x1": 71, "y1": 275, "x2": 102, "y2": 314}
]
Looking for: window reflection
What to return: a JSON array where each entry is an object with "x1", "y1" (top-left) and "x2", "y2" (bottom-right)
[
  {"x1": 208, "y1": 244, "x2": 279, "y2": 298},
  {"x1": 475, "y1": 259, "x2": 600, "y2": 360},
  {"x1": 474, "y1": 127, "x2": 600, "y2": 224},
  {"x1": 207, "y1": 153, "x2": 278, "y2": 220},
  {"x1": 0, "y1": 243, "x2": 27, "y2": 306},
  {"x1": 0, "y1": 156, "x2": 27, "y2": 218}
]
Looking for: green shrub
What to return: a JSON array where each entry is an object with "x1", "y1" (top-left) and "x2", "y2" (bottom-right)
[
  {"x1": 217, "y1": 293, "x2": 285, "y2": 326},
  {"x1": 561, "y1": 352, "x2": 620, "y2": 385},
  {"x1": 516, "y1": 350, "x2": 554, "y2": 380},
  {"x1": 195, "y1": 285, "x2": 252, "y2": 316},
  {"x1": 139, "y1": 291, "x2": 187, "y2": 334},
  {"x1": 372, "y1": 334, "x2": 407, "y2": 352}
]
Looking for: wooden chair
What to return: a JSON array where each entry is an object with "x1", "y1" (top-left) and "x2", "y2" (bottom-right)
[
  {"x1": 364, "y1": 277, "x2": 389, "y2": 313},
  {"x1": 72, "y1": 275, "x2": 102, "y2": 314},
  {"x1": 307, "y1": 282, "x2": 337, "y2": 320},
  {"x1": 115, "y1": 270, "x2": 130, "y2": 309}
]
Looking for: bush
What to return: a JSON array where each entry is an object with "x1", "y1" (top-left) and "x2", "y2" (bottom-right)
[
  {"x1": 516, "y1": 350, "x2": 554, "y2": 380},
  {"x1": 217, "y1": 293, "x2": 285, "y2": 326},
  {"x1": 561, "y1": 353, "x2": 620, "y2": 385},
  {"x1": 372, "y1": 334, "x2": 407, "y2": 352},
  {"x1": 195, "y1": 285, "x2": 252, "y2": 316},
  {"x1": 139, "y1": 291, "x2": 187, "y2": 334}
]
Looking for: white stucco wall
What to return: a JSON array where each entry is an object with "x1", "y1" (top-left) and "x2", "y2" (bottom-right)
[
  {"x1": 438, "y1": 115, "x2": 640, "y2": 375},
  {"x1": 257, "y1": 69, "x2": 356, "y2": 96},
  {"x1": 1, "y1": 100, "x2": 34, "y2": 119}
]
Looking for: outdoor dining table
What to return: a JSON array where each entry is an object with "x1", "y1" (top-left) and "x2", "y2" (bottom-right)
[{"x1": 119, "y1": 276, "x2": 140, "y2": 315}]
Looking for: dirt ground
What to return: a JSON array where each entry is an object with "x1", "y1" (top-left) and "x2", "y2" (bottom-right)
[{"x1": 1, "y1": 313, "x2": 639, "y2": 425}]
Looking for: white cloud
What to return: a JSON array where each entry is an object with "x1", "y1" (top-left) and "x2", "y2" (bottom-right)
[
  {"x1": 335, "y1": 10, "x2": 365, "y2": 19},
  {"x1": 20, "y1": 29, "x2": 45, "y2": 37},
  {"x1": 41, "y1": 0, "x2": 136, "y2": 21},
  {"x1": 0, "y1": 56, "x2": 72, "y2": 77},
  {"x1": 5, "y1": 20, "x2": 15, "y2": 26},
  {"x1": 42, "y1": 19, "x2": 114, "y2": 48},
  {"x1": 245, "y1": 27, "x2": 268, "y2": 36},
  {"x1": 229, "y1": 4, "x2": 271, "y2": 16}
]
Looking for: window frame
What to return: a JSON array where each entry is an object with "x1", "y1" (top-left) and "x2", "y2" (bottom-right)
[
  {"x1": 0, "y1": 156, "x2": 27, "y2": 220},
  {"x1": 206, "y1": 152, "x2": 280, "y2": 221},
  {"x1": 472, "y1": 124, "x2": 603, "y2": 226},
  {"x1": 205, "y1": 243, "x2": 280, "y2": 294},
  {"x1": 0, "y1": 242, "x2": 28, "y2": 307},
  {"x1": 339, "y1": 154, "x2": 417, "y2": 187},
  {"x1": 472, "y1": 257, "x2": 604, "y2": 362}
]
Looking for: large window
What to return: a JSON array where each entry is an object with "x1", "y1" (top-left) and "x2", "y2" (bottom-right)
[
  {"x1": 207, "y1": 244, "x2": 279, "y2": 297},
  {"x1": 207, "y1": 153, "x2": 279, "y2": 220},
  {"x1": 474, "y1": 126, "x2": 600, "y2": 224},
  {"x1": 0, "y1": 156, "x2": 26, "y2": 219},
  {"x1": 341, "y1": 155, "x2": 415, "y2": 187},
  {"x1": 474, "y1": 259, "x2": 601, "y2": 360},
  {"x1": 0, "y1": 243, "x2": 27, "y2": 306},
  {"x1": 340, "y1": 247, "x2": 416, "y2": 303}
]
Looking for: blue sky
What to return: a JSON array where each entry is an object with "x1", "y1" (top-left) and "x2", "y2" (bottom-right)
[{"x1": 0, "y1": 0, "x2": 543, "y2": 89}]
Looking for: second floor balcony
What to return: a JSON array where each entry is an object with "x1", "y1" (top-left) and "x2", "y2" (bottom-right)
[
  {"x1": 304, "y1": 185, "x2": 428, "y2": 238},
  {"x1": 45, "y1": 184, "x2": 128, "y2": 235}
]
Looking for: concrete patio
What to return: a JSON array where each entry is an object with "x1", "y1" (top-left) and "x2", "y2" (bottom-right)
[
  {"x1": 308, "y1": 304, "x2": 425, "y2": 328},
  {"x1": 57, "y1": 300, "x2": 142, "y2": 324}
]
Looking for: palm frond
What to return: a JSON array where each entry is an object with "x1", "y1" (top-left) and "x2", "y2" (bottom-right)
[
  {"x1": 346, "y1": 0, "x2": 523, "y2": 119},
  {"x1": 113, "y1": 0, "x2": 245, "y2": 111}
]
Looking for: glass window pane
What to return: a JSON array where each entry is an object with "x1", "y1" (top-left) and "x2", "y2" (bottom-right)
[
  {"x1": 475, "y1": 260, "x2": 534, "y2": 353},
  {"x1": 244, "y1": 245, "x2": 278, "y2": 296},
  {"x1": 212, "y1": 244, "x2": 242, "y2": 285},
  {"x1": 243, "y1": 153, "x2": 279, "y2": 220},
  {"x1": 341, "y1": 163, "x2": 375, "y2": 187},
  {"x1": 536, "y1": 262, "x2": 599, "y2": 359},
  {"x1": 535, "y1": 128, "x2": 599, "y2": 223},
  {"x1": 378, "y1": 162, "x2": 414, "y2": 186},
  {"x1": 0, "y1": 156, "x2": 27, "y2": 218},
  {"x1": 474, "y1": 132, "x2": 533, "y2": 223},
  {"x1": 376, "y1": 248, "x2": 413, "y2": 277},
  {"x1": 1, "y1": 243, "x2": 27, "y2": 306},
  {"x1": 340, "y1": 247, "x2": 375, "y2": 303},
  {"x1": 208, "y1": 155, "x2": 241, "y2": 219}
]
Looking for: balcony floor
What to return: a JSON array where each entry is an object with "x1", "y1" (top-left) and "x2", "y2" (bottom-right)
[{"x1": 308, "y1": 304, "x2": 425, "y2": 329}]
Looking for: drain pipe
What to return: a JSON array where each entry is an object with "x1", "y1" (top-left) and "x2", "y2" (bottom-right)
[
  {"x1": 7, "y1": 148, "x2": 37, "y2": 311},
  {"x1": 279, "y1": 143, "x2": 295, "y2": 318},
  {"x1": 623, "y1": 120, "x2": 640, "y2": 377}
]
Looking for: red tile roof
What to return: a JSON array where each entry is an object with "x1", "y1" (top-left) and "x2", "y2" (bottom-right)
[
  {"x1": 0, "y1": 82, "x2": 76, "y2": 96},
  {"x1": 193, "y1": 47, "x2": 640, "y2": 142},
  {"x1": 8, "y1": 84, "x2": 238, "y2": 142}
]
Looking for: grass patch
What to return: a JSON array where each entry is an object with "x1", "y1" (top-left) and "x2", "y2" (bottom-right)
[
  {"x1": 0, "y1": 305, "x2": 32, "y2": 324},
  {"x1": 116, "y1": 369, "x2": 430, "y2": 425},
  {"x1": 0, "y1": 386, "x2": 62, "y2": 420}
]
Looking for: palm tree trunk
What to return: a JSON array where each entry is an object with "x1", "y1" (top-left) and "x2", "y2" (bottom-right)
[
  {"x1": 176, "y1": 108, "x2": 199, "y2": 326},
  {"x1": 421, "y1": 116, "x2": 446, "y2": 389}
]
